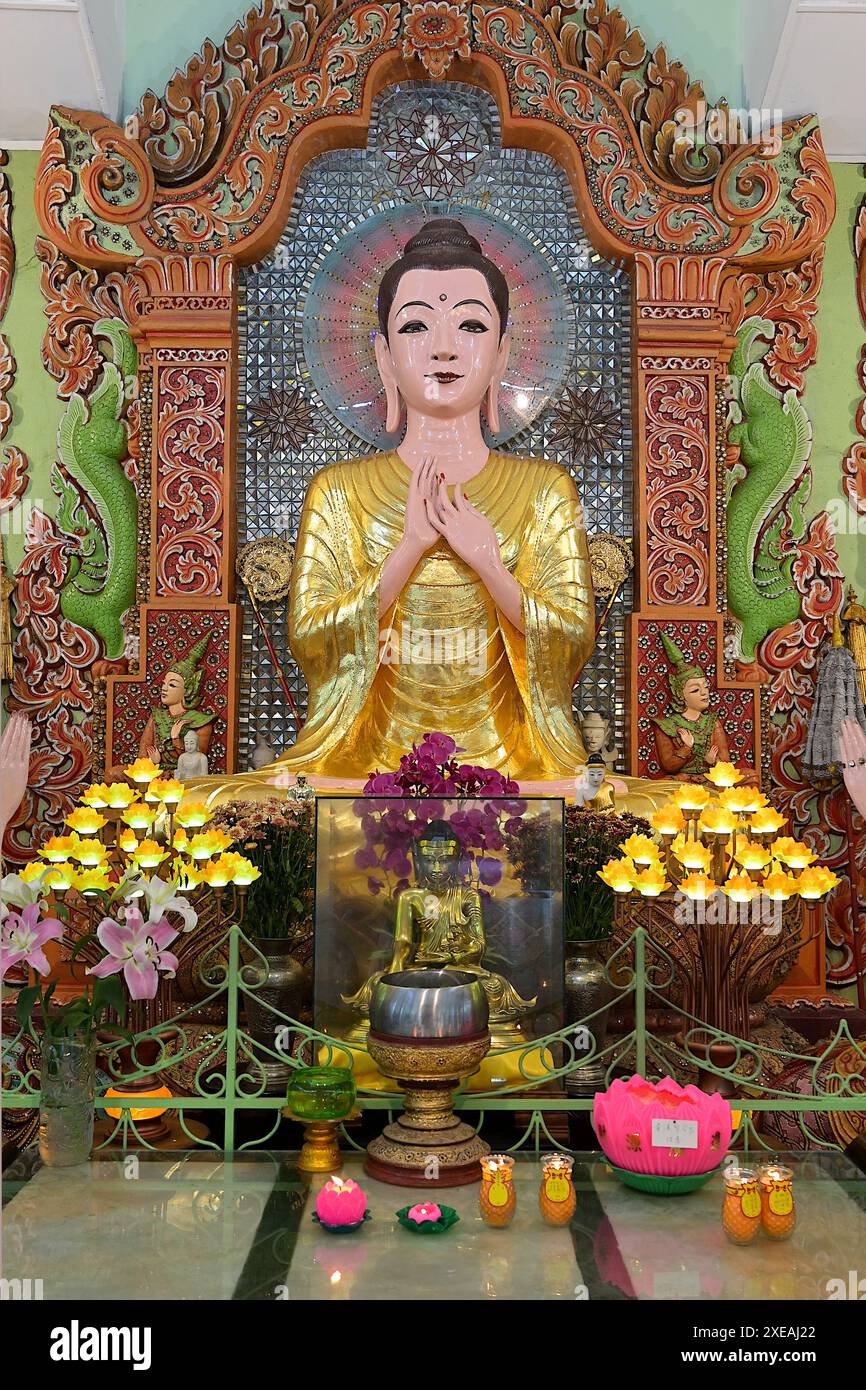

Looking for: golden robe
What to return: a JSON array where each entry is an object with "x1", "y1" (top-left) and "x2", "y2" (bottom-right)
[{"x1": 208, "y1": 450, "x2": 595, "y2": 799}]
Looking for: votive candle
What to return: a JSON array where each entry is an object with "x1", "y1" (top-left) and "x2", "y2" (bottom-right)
[
  {"x1": 539, "y1": 1153, "x2": 576, "y2": 1226},
  {"x1": 759, "y1": 1164, "x2": 796, "y2": 1241},
  {"x1": 479, "y1": 1154, "x2": 516, "y2": 1227},
  {"x1": 722, "y1": 1166, "x2": 761, "y2": 1245}
]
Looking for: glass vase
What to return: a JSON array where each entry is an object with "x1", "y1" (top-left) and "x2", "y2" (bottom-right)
[{"x1": 38, "y1": 1037, "x2": 95, "y2": 1167}]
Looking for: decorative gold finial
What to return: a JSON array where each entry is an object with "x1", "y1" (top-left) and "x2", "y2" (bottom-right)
[{"x1": 832, "y1": 612, "x2": 845, "y2": 648}]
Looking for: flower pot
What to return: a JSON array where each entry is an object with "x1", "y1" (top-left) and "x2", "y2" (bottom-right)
[
  {"x1": 38, "y1": 1037, "x2": 95, "y2": 1167},
  {"x1": 243, "y1": 936, "x2": 304, "y2": 1094},
  {"x1": 564, "y1": 939, "x2": 614, "y2": 1097}
]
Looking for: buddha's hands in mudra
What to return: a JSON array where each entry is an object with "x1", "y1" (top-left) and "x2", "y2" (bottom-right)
[{"x1": 430, "y1": 476, "x2": 498, "y2": 571}]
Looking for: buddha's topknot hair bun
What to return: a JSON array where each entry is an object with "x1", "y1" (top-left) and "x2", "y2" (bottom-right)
[{"x1": 377, "y1": 219, "x2": 509, "y2": 340}]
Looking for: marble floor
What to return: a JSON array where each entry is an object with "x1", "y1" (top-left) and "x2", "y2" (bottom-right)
[{"x1": 3, "y1": 1149, "x2": 865, "y2": 1300}]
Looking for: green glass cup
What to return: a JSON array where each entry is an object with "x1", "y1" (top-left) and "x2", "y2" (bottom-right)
[{"x1": 287, "y1": 1066, "x2": 356, "y2": 1122}]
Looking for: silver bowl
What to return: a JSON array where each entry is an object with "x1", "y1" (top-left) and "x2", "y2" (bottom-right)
[{"x1": 369, "y1": 968, "x2": 489, "y2": 1041}]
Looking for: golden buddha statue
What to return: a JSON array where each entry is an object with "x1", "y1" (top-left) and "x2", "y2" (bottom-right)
[
  {"x1": 343, "y1": 819, "x2": 535, "y2": 1039},
  {"x1": 200, "y1": 218, "x2": 671, "y2": 813}
]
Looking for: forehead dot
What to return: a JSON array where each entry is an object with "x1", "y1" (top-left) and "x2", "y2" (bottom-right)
[{"x1": 439, "y1": 293, "x2": 447, "y2": 302}]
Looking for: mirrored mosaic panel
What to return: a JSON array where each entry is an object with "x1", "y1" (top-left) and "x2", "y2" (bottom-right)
[{"x1": 238, "y1": 82, "x2": 633, "y2": 772}]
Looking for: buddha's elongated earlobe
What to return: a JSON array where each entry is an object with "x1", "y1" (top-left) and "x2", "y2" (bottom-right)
[
  {"x1": 374, "y1": 331, "x2": 402, "y2": 435},
  {"x1": 486, "y1": 332, "x2": 511, "y2": 436}
]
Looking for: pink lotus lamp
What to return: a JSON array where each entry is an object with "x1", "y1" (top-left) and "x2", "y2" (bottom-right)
[
  {"x1": 313, "y1": 1175, "x2": 368, "y2": 1232},
  {"x1": 593, "y1": 1075, "x2": 732, "y2": 1194}
]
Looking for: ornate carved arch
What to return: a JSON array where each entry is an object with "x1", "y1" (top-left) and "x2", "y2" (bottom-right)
[{"x1": 28, "y1": 0, "x2": 836, "y2": 791}]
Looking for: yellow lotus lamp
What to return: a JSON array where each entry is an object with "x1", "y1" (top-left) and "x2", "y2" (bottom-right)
[
  {"x1": 796, "y1": 866, "x2": 840, "y2": 900},
  {"x1": 65, "y1": 807, "x2": 107, "y2": 836},
  {"x1": 705, "y1": 761, "x2": 744, "y2": 789},
  {"x1": 146, "y1": 777, "x2": 185, "y2": 807},
  {"x1": 748, "y1": 806, "x2": 786, "y2": 837},
  {"x1": 19, "y1": 861, "x2": 50, "y2": 884},
  {"x1": 633, "y1": 863, "x2": 669, "y2": 897},
  {"x1": 104, "y1": 783, "x2": 138, "y2": 810},
  {"x1": 227, "y1": 856, "x2": 261, "y2": 887},
  {"x1": 620, "y1": 833, "x2": 660, "y2": 867},
  {"x1": 41, "y1": 861, "x2": 78, "y2": 892},
  {"x1": 118, "y1": 828, "x2": 139, "y2": 855},
  {"x1": 80, "y1": 783, "x2": 112, "y2": 809},
  {"x1": 722, "y1": 872, "x2": 759, "y2": 903},
  {"x1": 698, "y1": 804, "x2": 737, "y2": 836},
  {"x1": 762, "y1": 864, "x2": 799, "y2": 901},
  {"x1": 734, "y1": 839, "x2": 772, "y2": 874},
  {"x1": 771, "y1": 837, "x2": 817, "y2": 870},
  {"x1": 175, "y1": 801, "x2": 211, "y2": 829},
  {"x1": 671, "y1": 835, "x2": 713, "y2": 873},
  {"x1": 133, "y1": 839, "x2": 169, "y2": 870},
  {"x1": 75, "y1": 866, "x2": 113, "y2": 895},
  {"x1": 124, "y1": 757, "x2": 161, "y2": 787},
  {"x1": 650, "y1": 803, "x2": 686, "y2": 837},
  {"x1": 172, "y1": 828, "x2": 189, "y2": 852},
  {"x1": 598, "y1": 857, "x2": 638, "y2": 893},
  {"x1": 186, "y1": 829, "x2": 233, "y2": 862},
  {"x1": 70, "y1": 837, "x2": 109, "y2": 868},
  {"x1": 121, "y1": 801, "x2": 156, "y2": 832},
  {"x1": 679, "y1": 871, "x2": 718, "y2": 901},
  {"x1": 673, "y1": 782, "x2": 711, "y2": 812},
  {"x1": 40, "y1": 833, "x2": 81, "y2": 863},
  {"x1": 203, "y1": 855, "x2": 235, "y2": 888}
]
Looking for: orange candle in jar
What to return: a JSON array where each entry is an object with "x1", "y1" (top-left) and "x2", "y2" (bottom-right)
[
  {"x1": 539, "y1": 1153, "x2": 576, "y2": 1226},
  {"x1": 479, "y1": 1154, "x2": 516, "y2": 1227},
  {"x1": 722, "y1": 1167, "x2": 761, "y2": 1245},
  {"x1": 759, "y1": 1164, "x2": 796, "y2": 1240}
]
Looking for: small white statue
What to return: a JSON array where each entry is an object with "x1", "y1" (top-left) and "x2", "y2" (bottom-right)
[
  {"x1": 573, "y1": 755, "x2": 611, "y2": 809},
  {"x1": 250, "y1": 732, "x2": 275, "y2": 770},
  {"x1": 176, "y1": 728, "x2": 209, "y2": 782},
  {"x1": 577, "y1": 708, "x2": 620, "y2": 771}
]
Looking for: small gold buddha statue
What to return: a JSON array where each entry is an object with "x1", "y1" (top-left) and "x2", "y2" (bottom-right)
[{"x1": 343, "y1": 819, "x2": 534, "y2": 1045}]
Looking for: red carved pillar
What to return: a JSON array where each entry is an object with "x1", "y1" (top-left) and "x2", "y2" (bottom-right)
[
  {"x1": 103, "y1": 256, "x2": 240, "y2": 774},
  {"x1": 630, "y1": 253, "x2": 762, "y2": 779}
]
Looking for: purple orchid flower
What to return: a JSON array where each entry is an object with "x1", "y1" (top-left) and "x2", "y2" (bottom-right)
[
  {"x1": 0, "y1": 902, "x2": 64, "y2": 979},
  {"x1": 86, "y1": 905, "x2": 180, "y2": 1002}
]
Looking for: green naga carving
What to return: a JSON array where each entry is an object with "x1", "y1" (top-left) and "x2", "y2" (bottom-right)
[
  {"x1": 726, "y1": 317, "x2": 812, "y2": 662},
  {"x1": 55, "y1": 319, "x2": 138, "y2": 660}
]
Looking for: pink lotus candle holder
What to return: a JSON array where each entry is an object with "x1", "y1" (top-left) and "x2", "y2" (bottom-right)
[
  {"x1": 313, "y1": 1175, "x2": 368, "y2": 1232},
  {"x1": 593, "y1": 1075, "x2": 732, "y2": 1193}
]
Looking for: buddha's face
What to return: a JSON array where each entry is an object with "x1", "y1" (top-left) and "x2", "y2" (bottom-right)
[
  {"x1": 416, "y1": 835, "x2": 461, "y2": 889},
  {"x1": 161, "y1": 671, "x2": 187, "y2": 709},
  {"x1": 682, "y1": 676, "x2": 710, "y2": 713},
  {"x1": 585, "y1": 765, "x2": 606, "y2": 792},
  {"x1": 375, "y1": 267, "x2": 509, "y2": 421},
  {"x1": 183, "y1": 730, "x2": 199, "y2": 754},
  {"x1": 581, "y1": 713, "x2": 608, "y2": 753}
]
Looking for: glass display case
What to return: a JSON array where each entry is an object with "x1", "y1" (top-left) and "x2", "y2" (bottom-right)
[{"x1": 313, "y1": 797, "x2": 564, "y2": 1078}]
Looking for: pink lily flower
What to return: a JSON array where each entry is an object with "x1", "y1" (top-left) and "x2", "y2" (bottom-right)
[
  {"x1": 1, "y1": 902, "x2": 64, "y2": 978},
  {"x1": 87, "y1": 906, "x2": 180, "y2": 1001}
]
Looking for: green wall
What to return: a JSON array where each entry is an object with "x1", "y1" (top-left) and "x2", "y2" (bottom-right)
[
  {"x1": 120, "y1": 0, "x2": 745, "y2": 117},
  {"x1": 1, "y1": 150, "x2": 62, "y2": 575}
]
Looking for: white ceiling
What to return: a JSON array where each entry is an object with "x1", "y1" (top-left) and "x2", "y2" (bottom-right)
[
  {"x1": 0, "y1": 0, "x2": 122, "y2": 147},
  {"x1": 0, "y1": 0, "x2": 864, "y2": 160},
  {"x1": 745, "y1": 0, "x2": 866, "y2": 161}
]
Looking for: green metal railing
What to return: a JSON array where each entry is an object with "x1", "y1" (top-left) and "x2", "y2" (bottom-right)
[{"x1": 3, "y1": 924, "x2": 866, "y2": 1154}]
